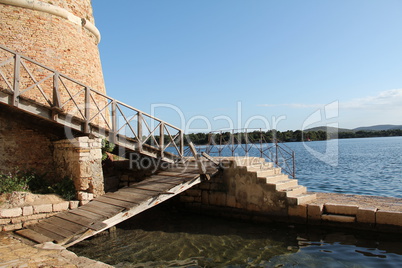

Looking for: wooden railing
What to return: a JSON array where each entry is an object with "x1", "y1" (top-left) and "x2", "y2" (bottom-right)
[{"x1": 0, "y1": 44, "x2": 184, "y2": 161}]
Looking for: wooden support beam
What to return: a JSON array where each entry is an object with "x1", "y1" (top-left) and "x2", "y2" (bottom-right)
[
  {"x1": 188, "y1": 142, "x2": 206, "y2": 175},
  {"x1": 12, "y1": 54, "x2": 20, "y2": 107},
  {"x1": 201, "y1": 152, "x2": 220, "y2": 166}
]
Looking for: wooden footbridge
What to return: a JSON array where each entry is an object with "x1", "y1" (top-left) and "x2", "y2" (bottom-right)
[
  {"x1": 16, "y1": 159, "x2": 218, "y2": 247},
  {"x1": 0, "y1": 45, "x2": 219, "y2": 246}
]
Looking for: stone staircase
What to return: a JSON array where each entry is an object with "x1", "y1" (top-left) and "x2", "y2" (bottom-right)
[{"x1": 235, "y1": 157, "x2": 316, "y2": 206}]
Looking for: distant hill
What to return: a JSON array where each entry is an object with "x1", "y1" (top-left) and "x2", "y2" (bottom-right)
[
  {"x1": 353, "y1": 125, "x2": 402, "y2": 131},
  {"x1": 305, "y1": 124, "x2": 402, "y2": 133},
  {"x1": 304, "y1": 126, "x2": 353, "y2": 132}
]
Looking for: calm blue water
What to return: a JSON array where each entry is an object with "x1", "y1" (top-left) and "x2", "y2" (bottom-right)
[
  {"x1": 206, "y1": 136, "x2": 402, "y2": 198},
  {"x1": 275, "y1": 137, "x2": 402, "y2": 198},
  {"x1": 71, "y1": 204, "x2": 402, "y2": 268},
  {"x1": 71, "y1": 137, "x2": 402, "y2": 267}
]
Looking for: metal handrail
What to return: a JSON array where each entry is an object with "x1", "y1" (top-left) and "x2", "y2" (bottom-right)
[
  {"x1": 0, "y1": 44, "x2": 184, "y2": 160},
  {"x1": 191, "y1": 128, "x2": 296, "y2": 178}
]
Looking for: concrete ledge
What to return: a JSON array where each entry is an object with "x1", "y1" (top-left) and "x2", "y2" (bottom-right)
[
  {"x1": 307, "y1": 204, "x2": 323, "y2": 223},
  {"x1": 325, "y1": 203, "x2": 358, "y2": 215},
  {"x1": 288, "y1": 204, "x2": 307, "y2": 223},
  {"x1": 376, "y1": 210, "x2": 402, "y2": 227},
  {"x1": 356, "y1": 207, "x2": 377, "y2": 224}
]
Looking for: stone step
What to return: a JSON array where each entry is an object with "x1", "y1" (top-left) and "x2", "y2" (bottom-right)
[
  {"x1": 287, "y1": 193, "x2": 317, "y2": 206},
  {"x1": 235, "y1": 157, "x2": 266, "y2": 167},
  {"x1": 267, "y1": 179, "x2": 298, "y2": 191},
  {"x1": 251, "y1": 168, "x2": 282, "y2": 177},
  {"x1": 246, "y1": 163, "x2": 277, "y2": 172},
  {"x1": 281, "y1": 185, "x2": 307, "y2": 198},
  {"x1": 321, "y1": 214, "x2": 356, "y2": 223},
  {"x1": 260, "y1": 174, "x2": 289, "y2": 183},
  {"x1": 251, "y1": 162, "x2": 274, "y2": 169}
]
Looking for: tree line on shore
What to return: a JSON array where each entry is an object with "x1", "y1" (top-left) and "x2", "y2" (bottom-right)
[{"x1": 184, "y1": 129, "x2": 402, "y2": 145}]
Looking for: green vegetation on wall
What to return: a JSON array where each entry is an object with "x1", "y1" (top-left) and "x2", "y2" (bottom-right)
[{"x1": 0, "y1": 171, "x2": 76, "y2": 200}]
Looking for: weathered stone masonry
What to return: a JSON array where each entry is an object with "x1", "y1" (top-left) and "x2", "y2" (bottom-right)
[
  {"x1": 0, "y1": 200, "x2": 79, "y2": 232},
  {"x1": 53, "y1": 136, "x2": 104, "y2": 200},
  {"x1": 0, "y1": 0, "x2": 106, "y2": 94},
  {"x1": 0, "y1": 107, "x2": 104, "y2": 202}
]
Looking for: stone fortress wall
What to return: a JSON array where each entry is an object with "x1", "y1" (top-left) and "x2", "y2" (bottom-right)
[
  {"x1": 0, "y1": 0, "x2": 106, "y2": 202},
  {"x1": 0, "y1": 0, "x2": 106, "y2": 94}
]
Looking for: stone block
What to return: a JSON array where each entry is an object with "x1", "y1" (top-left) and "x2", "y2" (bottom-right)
[
  {"x1": 356, "y1": 207, "x2": 377, "y2": 224},
  {"x1": 376, "y1": 210, "x2": 402, "y2": 227},
  {"x1": 53, "y1": 202, "x2": 70, "y2": 212},
  {"x1": 80, "y1": 200, "x2": 90, "y2": 206},
  {"x1": 90, "y1": 149, "x2": 102, "y2": 160},
  {"x1": 69, "y1": 200, "x2": 80, "y2": 209},
  {"x1": 11, "y1": 217, "x2": 23, "y2": 224},
  {"x1": 0, "y1": 218, "x2": 11, "y2": 225},
  {"x1": 77, "y1": 191, "x2": 89, "y2": 201},
  {"x1": 199, "y1": 182, "x2": 211, "y2": 190},
  {"x1": 2, "y1": 223, "x2": 22, "y2": 232},
  {"x1": 246, "y1": 203, "x2": 261, "y2": 212},
  {"x1": 78, "y1": 164, "x2": 92, "y2": 177},
  {"x1": 0, "y1": 207, "x2": 22, "y2": 218},
  {"x1": 226, "y1": 195, "x2": 237, "y2": 208},
  {"x1": 185, "y1": 189, "x2": 202, "y2": 197},
  {"x1": 33, "y1": 204, "x2": 53, "y2": 214},
  {"x1": 210, "y1": 182, "x2": 225, "y2": 191},
  {"x1": 209, "y1": 192, "x2": 227, "y2": 207},
  {"x1": 22, "y1": 206, "x2": 34, "y2": 216},
  {"x1": 307, "y1": 204, "x2": 323, "y2": 222},
  {"x1": 288, "y1": 204, "x2": 307, "y2": 219},
  {"x1": 201, "y1": 191, "x2": 209, "y2": 204},
  {"x1": 180, "y1": 196, "x2": 194, "y2": 203},
  {"x1": 325, "y1": 203, "x2": 358, "y2": 215}
]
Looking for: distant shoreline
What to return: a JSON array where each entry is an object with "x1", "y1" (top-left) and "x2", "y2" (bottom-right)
[{"x1": 186, "y1": 129, "x2": 402, "y2": 145}]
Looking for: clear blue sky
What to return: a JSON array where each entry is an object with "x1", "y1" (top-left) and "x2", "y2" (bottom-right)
[{"x1": 92, "y1": 0, "x2": 402, "y2": 133}]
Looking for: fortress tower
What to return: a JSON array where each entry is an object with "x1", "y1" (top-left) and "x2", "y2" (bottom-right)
[{"x1": 0, "y1": 0, "x2": 106, "y2": 93}]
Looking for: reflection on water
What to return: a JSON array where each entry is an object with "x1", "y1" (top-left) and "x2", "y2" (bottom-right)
[{"x1": 70, "y1": 203, "x2": 402, "y2": 267}]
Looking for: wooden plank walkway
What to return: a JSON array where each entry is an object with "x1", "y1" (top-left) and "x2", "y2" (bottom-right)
[{"x1": 16, "y1": 162, "x2": 218, "y2": 247}]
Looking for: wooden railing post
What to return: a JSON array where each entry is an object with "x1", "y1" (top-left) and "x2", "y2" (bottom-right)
[
  {"x1": 180, "y1": 130, "x2": 184, "y2": 157},
  {"x1": 52, "y1": 72, "x2": 61, "y2": 109},
  {"x1": 84, "y1": 87, "x2": 90, "y2": 134},
  {"x1": 12, "y1": 54, "x2": 21, "y2": 107},
  {"x1": 159, "y1": 122, "x2": 164, "y2": 158},
  {"x1": 50, "y1": 72, "x2": 62, "y2": 121},
  {"x1": 137, "y1": 112, "x2": 143, "y2": 152},
  {"x1": 189, "y1": 142, "x2": 207, "y2": 177},
  {"x1": 111, "y1": 100, "x2": 117, "y2": 144}
]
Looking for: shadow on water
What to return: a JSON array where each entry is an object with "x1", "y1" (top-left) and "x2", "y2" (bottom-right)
[{"x1": 70, "y1": 202, "x2": 402, "y2": 268}]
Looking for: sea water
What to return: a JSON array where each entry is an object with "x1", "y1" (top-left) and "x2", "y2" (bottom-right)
[{"x1": 71, "y1": 136, "x2": 402, "y2": 267}]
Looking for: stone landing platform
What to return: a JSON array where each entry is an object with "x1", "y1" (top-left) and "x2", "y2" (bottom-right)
[{"x1": 293, "y1": 192, "x2": 402, "y2": 232}]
